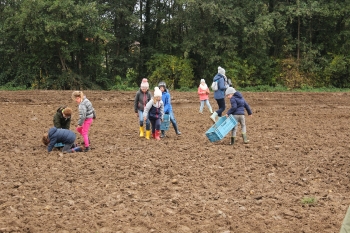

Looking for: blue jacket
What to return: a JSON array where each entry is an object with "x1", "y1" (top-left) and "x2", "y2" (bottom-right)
[
  {"x1": 47, "y1": 127, "x2": 76, "y2": 152},
  {"x1": 161, "y1": 89, "x2": 172, "y2": 114},
  {"x1": 227, "y1": 91, "x2": 252, "y2": 116},
  {"x1": 213, "y1": 74, "x2": 226, "y2": 99}
]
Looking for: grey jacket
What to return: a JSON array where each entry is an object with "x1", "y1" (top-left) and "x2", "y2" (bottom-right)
[{"x1": 78, "y1": 96, "x2": 96, "y2": 126}]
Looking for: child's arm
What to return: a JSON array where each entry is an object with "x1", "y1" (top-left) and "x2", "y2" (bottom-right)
[
  {"x1": 47, "y1": 138, "x2": 57, "y2": 152},
  {"x1": 226, "y1": 98, "x2": 237, "y2": 115},
  {"x1": 53, "y1": 113, "x2": 61, "y2": 128},
  {"x1": 77, "y1": 104, "x2": 87, "y2": 126},
  {"x1": 134, "y1": 92, "x2": 140, "y2": 113},
  {"x1": 143, "y1": 100, "x2": 152, "y2": 120},
  {"x1": 244, "y1": 101, "x2": 253, "y2": 115}
]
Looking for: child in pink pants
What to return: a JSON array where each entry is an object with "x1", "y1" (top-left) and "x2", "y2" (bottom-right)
[{"x1": 72, "y1": 91, "x2": 96, "y2": 152}]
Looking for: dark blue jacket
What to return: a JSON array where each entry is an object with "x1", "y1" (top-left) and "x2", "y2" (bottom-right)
[
  {"x1": 213, "y1": 74, "x2": 226, "y2": 99},
  {"x1": 161, "y1": 89, "x2": 172, "y2": 114},
  {"x1": 227, "y1": 91, "x2": 252, "y2": 116},
  {"x1": 47, "y1": 127, "x2": 76, "y2": 152}
]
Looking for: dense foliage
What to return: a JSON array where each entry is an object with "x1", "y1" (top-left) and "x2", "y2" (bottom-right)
[{"x1": 1, "y1": 0, "x2": 350, "y2": 90}]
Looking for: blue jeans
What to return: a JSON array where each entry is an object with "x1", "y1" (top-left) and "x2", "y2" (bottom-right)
[
  {"x1": 200, "y1": 99, "x2": 212, "y2": 113},
  {"x1": 138, "y1": 110, "x2": 150, "y2": 130}
]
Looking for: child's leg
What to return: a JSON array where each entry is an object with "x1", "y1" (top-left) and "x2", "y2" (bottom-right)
[
  {"x1": 155, "y1": 118, "x2": 161, "y2": 130},
  {"x1": 138, "y1": 110, "x2": 144, "y2": 126},
  {"x1": 81, "y1": 118, "x2": 93, "y2": 147},
  {"x1": 205, "y1": 99, "x2": 212, "y2": 112},
  {"x1": 146, "y1": 118, "x2": 151, "y2": 130},
  {"x1": 199, "y1": 100, "x2": 204, "y2": 113},
  {"x1": 62, "y1": 142, "x2": 74, "y2": 153},
  {"x1": 237, "y1": 115, "x2": 246, "y2": 133}
]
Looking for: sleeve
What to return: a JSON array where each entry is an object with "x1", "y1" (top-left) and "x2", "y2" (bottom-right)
[
  {"x1": 218, "y1": 77, "x2": 226, "y2": 91},
  {"x1": 143, "y1": 100, "x2": 153, "y2": 118},
  {"x1": 78, "y1": 104, "x2": 87, "y2": 126},
  {"x1": 163, "y1": 94, "x2": 170, "y2": 114},
  {"x1": 134, "y1": 92, "x2": 139, "y2": 112},
  {"x1": 244, "y1": 101, "x2": 253, "y2": 115},
  {"x1": 198, "y1": 87, "x2": 202, "y2": 95},
  {"x1": 53, "y1": 113, "x2": 61, "y2": 128},
  {"x1": 64, "y1": 118, "x2": 71, "y2": 129},
  {"x1": 47, "y1": 137, "x2": 57, "y2": 152},
  {"x1": 227, "y1": 98, "x2": 237, "y2": 115},
  {"x1": 160, "y1": 101, "x2": 164, "y2": 120}
]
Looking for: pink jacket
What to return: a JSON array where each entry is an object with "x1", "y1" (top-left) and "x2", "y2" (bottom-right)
[{"x1": 198, "y1": 86, "x2": 210, "y2": 101}]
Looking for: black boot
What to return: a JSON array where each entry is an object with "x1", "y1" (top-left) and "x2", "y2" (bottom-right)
[
  {"x1": 173, "y1": 124, "x2": 181, "y2": 135},
  {"x1": 230, "y1": 137, "x2": 235, "y2": 145},
  {"x1": 160, "y1": 130, "x2": 166, "y2": 138}
]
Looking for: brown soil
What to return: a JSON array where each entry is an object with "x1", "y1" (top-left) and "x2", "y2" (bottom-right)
[{"x1": 0, "y1": 90, "x2": 349, "y2": 233}]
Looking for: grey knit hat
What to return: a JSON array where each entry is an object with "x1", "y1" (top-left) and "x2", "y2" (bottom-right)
[
  {"x1": 218, "y1": 66, "x2": 225, "y2": 75},
  {"x1": 225, "y1": 87, "x2": 236, "y2": 96}
]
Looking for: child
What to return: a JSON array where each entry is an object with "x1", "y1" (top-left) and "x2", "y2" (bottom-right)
[
  {"x1": 53, "y1": 106, "x2": 72, "y2": 129},
  {"x1": 225, "y1": 87, "x2": 252, "y2": 145},
  {"x1": 210, "y1": 66, "x2": 227, "y2": 122},
  {"x1": 197, "y1": 79, "x2": 213, "y2": 114},
  {"x1": 143, "y1": 87, "x2": 164, "y2": 140},
  {"x1": 134, "y1": 78, "x2": 152, "y2": 138},
  {"x1": 71, "y1": 91, "x2": 96, "y2": 152},
  {"x1": 158, "y1": 81, "x2": 181, "y2": 138},
  {"x1": 42, "y1": 127, "x2": 83, "y2": 153}
]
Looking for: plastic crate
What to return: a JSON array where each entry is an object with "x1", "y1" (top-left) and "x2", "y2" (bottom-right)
[
  {"x1": 160, "y1": 114, "x2": 170, "y2": 131},
  {"x1": 205, "y1": 115, "x2": 238, "y2": 142}
]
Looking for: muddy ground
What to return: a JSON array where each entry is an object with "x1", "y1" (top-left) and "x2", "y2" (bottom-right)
[{"x1": 0, "y1": 90, "x2": 350, "y2": 233}]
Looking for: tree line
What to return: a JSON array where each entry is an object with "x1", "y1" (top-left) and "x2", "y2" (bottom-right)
[{"x1": 1, "y1": 0, "x2": 350, "y2": 90}]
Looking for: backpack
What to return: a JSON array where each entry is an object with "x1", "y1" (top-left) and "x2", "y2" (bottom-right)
[{"x1": 211, "y1": 80, "x2": 218, "y2": 91}]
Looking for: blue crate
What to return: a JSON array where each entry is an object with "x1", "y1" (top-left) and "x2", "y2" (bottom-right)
[
  {"x1": 54, "y1": 142, "x2": 65, "y2": 147},
  {"x1": 160, "y1": 114, "x2": 170, "y2": 131},
  {"x1": 205, "y1": 115, "x2": 238, "y2": 142}
]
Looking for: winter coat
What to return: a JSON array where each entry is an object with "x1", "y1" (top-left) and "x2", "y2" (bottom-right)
[
  {"x1": 53, "y1": 106, "x2": 71, "y2": 129},
  {"x1": 134, "y1": 89, "x2": 152, "y2": 112},
  {"x1": 161, "y1": 89, "x2": 172, "y2": 114},
  {"x1": 47, "y1": 127, "x2": 76, "y2": 152},
  {"x1": 198, "y1": 86, "x2": 210, "y2": 101},
  {"x1": 213, "y1": 74, "x2": 226, "y2": 100},
  {"x1": 78, "y1": 96, "x2": 96, "y2": 126},
  {"x1": 143, "y1": 99, "x2": 164, "y2": 121},
  {"x1": 227, "y1": 91, "x2": 252, "y2": 116}
]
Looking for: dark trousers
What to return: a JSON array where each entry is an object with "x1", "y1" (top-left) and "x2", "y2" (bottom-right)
[
  {"x1": 150, "y1": 118, "x2": 161, "y2": 134},
  {"x1": 215, "y1": 98, "x2": 226, "y2": 116}
]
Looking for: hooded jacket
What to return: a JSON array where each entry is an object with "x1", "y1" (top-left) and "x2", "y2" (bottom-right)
[
  {"x1": 53, "y1": 106, "x2": 71, "y2": 129},
  {"x1": 134, "y1": 89, "x2": 152, "y2": 112},
  {"x1": 227, "y1": 91, "x2": 252, "y2": 116},
  {"x1": 213, "y1": 74, "x2": 226, "y2": 99},
  {"x1": 47, "y1": 127, "x2": 76, "y2": 152}
]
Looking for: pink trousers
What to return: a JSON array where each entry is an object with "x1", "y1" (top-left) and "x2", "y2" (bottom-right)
[{"x1": 76, "y1": 118, "x2": 93, "y2": 147}]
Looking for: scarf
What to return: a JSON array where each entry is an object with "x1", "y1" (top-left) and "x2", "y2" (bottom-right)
[{"x1": 200, "y1": 83, "x2": 208, "y2": 91}]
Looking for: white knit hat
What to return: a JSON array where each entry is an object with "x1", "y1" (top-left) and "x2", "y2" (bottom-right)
[
  {"x1": 218, "y1": 66, "x2": 225, "y2": 75},
  {"x1": 200, "y1": 79, "x2": 205, "y2": 83},
  {"x1": 225, "y1": 87, "x2": 236, "y2": 96},
  {"x1": 154, "y1": 87, "x2": 162, "y2": 97}
]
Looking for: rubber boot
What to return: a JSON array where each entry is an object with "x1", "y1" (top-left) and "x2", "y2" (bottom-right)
[
  {"x1": 160, "y1": 130, "x2": 166, "y2": 138},
  {"x1": 173, "y1": 124, "x2": 181, "y2": 135},
  {"x1": 152, "y1": 132, "x2": 155, "y2": 139},
  {"x1": 230, "y1": 137, "x2": 235, "y2": 145},
  {"x1": 242, "y1": 133, "x2": 249, "y2": 144},
  {"x1": 155, "y1": 130, "x2": 161, "y2": 140},
  {"x1": 210, "y1": 112, "x2": 218, "y2": 122},
  {"x1": 139, "y1": 126, "x2": 144, "y2": 137},
  {"x1": 145, "y1": 130, "x2": 151, "y2": 140}
]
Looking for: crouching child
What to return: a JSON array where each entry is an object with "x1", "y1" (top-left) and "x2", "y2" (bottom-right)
[{"x1": 42, "y1": 127, "x2": 83, "y2": 153}]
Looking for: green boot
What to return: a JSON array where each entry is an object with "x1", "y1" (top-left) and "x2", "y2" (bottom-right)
[
  {"x1": 242, "y1": 133, "x2": 249, "y2": 144},
  {"x1": 230, "y1": 137, "x2": 235, "y2": 145}
]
